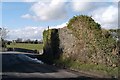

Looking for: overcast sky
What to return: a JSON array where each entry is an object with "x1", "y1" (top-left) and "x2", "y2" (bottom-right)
[{"x1": 0, "y1": 0, "x2": 119, "y2": 40}]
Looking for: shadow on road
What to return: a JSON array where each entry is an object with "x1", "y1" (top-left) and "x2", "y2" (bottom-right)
[
  {"x1": 1, "y1": 53, "x2": 118, "y2": 80},
  {"x1": 1, "y1": 77, "x2": 118, "y2": 80},
  {"x1": 7, "y1": 48, "x2": 39, "y2": 54},
  {"x1": 2, "y1": 53, "x2": 58, "y2": 73}
]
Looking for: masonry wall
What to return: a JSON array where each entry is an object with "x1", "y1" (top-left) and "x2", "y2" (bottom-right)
[{"x1": 43, "y1": 15, "x2": 118, "y2": 76}]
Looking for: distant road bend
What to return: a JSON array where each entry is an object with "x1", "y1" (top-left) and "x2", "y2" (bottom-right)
[{"x1": 1, "y1": 51, "x2": 113, "y2": 80}]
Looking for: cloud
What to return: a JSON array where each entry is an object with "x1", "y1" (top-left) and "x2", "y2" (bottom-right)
[
  {"x1": 23, "y1": 0, "x2": 44, "y2": 2},
  {"x1": 8, "y1": 26, "x2": 45, "y2": 40},
  {"x1": 1, "y1": 0, "x2": 50, "y2": 2},
  {"x1": 71, "y1": 1, "x2": 116, "y2": 12},
  {"x1": 22, "y1": 0, "x2": 67, "y2": 21},
  {"x1": 21, "y1": 14, "x2": 32, "y2": 19},
  {"x1": 50, "y1": 22, "x2": 67, "y2": 29},
  {"x1": 71, "y1": 1, "x2": 95, "y2": 12},
  {"x1": 91, "y1": 5, "x2": 118, "y2": 29},
  {"x1": 7, "y1": 22, "x2": 66, "y2": 40},
  {"x1": 1, "y1": 0, "x2": 119, "y2": 2},
  {"x1": 22, "y1": 0, "x2": 119, "y2": 2}
]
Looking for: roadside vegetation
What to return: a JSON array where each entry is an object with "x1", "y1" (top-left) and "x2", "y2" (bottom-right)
[
  {"x1": 0, "y1": 27, "x2": 9, "y2": 51},
  {"x1": 55, "y1": 57, "x2": 118, "y2": 77},
  {"x1": 64, "y1": 15, "x2": 118, "y2": 77}
]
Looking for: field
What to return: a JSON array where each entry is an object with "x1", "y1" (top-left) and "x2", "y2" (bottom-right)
[{"x1": 7, "y1": 43, "x2": 43, "y2": 51}]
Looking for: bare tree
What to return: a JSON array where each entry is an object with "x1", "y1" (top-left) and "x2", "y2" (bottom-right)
[
  {"x1": 0, "y1": 27, "x2": 9, "y2": 49},
  {"x1": 16, "y1": 38, "x2": 22, "y2": 43},
  {"x1": 0, "y1": 27, "x2": 8, "y2": 40}
]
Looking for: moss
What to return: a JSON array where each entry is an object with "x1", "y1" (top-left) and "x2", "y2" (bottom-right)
[
  {"x1": 66, "y1": 15, "x2": 117, "y2": 63},
  {"x1": 43, "y1": 29, "x2": 60, "y2": 64},
  {"x1": 43, "y1": 15, "x2": 118, "y2": 76},
  {"x1": 67, "y1": 15, "x2": 101, "y2": 30},
  {"x1": 57, "y1": 15, "x2": 118, "y2": 76}
]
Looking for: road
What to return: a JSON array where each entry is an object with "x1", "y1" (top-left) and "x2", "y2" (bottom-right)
[{"x1": 1, "y1": 51, "x2": 112, "y2": 80}]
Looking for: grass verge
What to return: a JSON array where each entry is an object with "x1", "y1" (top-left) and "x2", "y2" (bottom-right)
[
  {"x1": 55, "y1": 58, "x2": 118, "y2": 77},
  {"x1": 7, "y1": 43, "x2": 43, "y2": 51}
]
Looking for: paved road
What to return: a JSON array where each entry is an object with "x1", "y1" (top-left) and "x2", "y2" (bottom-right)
[{"x1": 1, "y1": 52, "x2": 113, "y2": 80}]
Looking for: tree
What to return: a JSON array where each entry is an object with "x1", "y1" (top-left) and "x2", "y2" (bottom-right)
[
  {"x1": 25, "y1": 39, "x2": 31, "y2": 43},
  {"x1": 7, "y1": 41, "x2": 11, "y2": 45},
  {"x1": 16, "y1": 38, "x2": 22, "y2": 43},
  {"x1": 0, "y1": 27, "x2": 9, "y2": 48},
  {"x1": 0, "y1": 27, "x2": 8, "y2": 39},
  {"x1": 34, "y1": 40, "x2": 38, "y2": 44}
]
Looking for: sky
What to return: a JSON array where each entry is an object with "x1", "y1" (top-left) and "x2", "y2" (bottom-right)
[{"x1": 0, "y1": 0, "x2": 119, "y2": 40}]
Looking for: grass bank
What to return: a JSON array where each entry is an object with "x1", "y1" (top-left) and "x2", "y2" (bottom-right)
[
  {"x1": 7, "y1": 43, "x2": 43, "y2": 51},
  {"x1": 55, "y1": 58, "x2": 118, "y2": 78}
]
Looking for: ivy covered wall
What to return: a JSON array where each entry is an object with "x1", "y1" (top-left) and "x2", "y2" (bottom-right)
[
  {"x1": 43, "y1": 29, "x2": 61, "y2": 64},
  {"x1": 42, "y1": 15, "x2": 118, "y2": 77}
]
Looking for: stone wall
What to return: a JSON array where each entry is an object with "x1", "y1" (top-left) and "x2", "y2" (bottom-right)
[
  {"x1": 43, "y1": 15, "x2": 118, "y2": 76},
  {"x1": 43, "y1": 26, "x2": 118, "y2": 66},
  {"x1": 58, "y1": 27, "x2": 79, "y2": 61}
]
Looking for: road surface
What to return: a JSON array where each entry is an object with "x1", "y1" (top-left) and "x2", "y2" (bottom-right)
[{"x1": 0, "y1": 51, "x2": 113, "y2": 80}]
